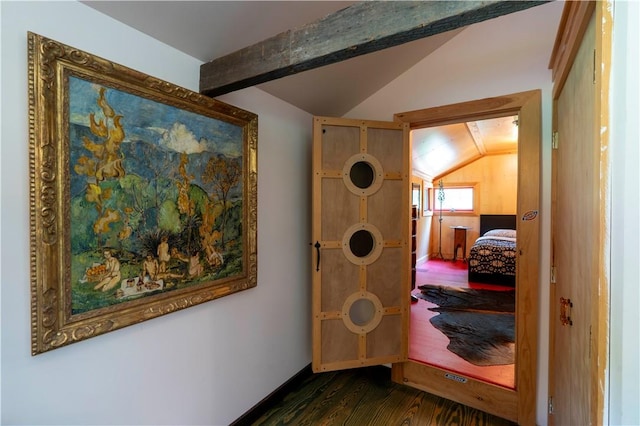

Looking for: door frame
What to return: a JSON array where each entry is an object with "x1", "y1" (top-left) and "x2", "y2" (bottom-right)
[{"x1": 391, "y1": 90, "x2": 542, "y2": 425}]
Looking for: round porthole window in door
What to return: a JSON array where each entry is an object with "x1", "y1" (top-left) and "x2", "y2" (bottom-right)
[
  {"x1": 341, "y1": 291, "x2": 384, "y2": 334},
  {"x1": 342, "y1": 153, "x2": 384, "y2": 196},
  {"x1": 342, "y1": 223, "x2": 384, "y2": 265}
]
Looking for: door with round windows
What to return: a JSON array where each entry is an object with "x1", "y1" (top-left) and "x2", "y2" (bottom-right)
[{"x1": 312, "y1": 117, "x2": 410, "y2": 372}]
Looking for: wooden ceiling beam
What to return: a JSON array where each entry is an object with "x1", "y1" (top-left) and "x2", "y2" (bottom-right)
[{"x1": 199, "y1": 1, "x2": 548, "y2": 97}]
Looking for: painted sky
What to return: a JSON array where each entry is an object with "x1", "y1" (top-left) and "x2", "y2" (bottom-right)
[{"x1": 68, "y1": 76, "x2": 243, "y2": 157}]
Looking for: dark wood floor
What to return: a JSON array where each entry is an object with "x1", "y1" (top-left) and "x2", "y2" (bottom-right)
[{"x1": 250, "y1": 366, "x2": 516, "y2": 426}]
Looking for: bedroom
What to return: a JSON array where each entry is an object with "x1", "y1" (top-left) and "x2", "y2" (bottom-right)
[{"x1": 409, "y1": 114, "x2": 520, "y2": 390}]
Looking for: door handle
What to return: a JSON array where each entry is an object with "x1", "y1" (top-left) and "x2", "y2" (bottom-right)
[
  {"x1": 314, "y1": 241, "x2": 321, "y2": 272},
  {"x1": 560, "y1": 297, "x2": 573, "y2": 326}
]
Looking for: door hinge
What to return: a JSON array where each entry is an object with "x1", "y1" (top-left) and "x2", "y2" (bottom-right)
[
  {"x1": 550, "y1": 266, "x2": 557, "y2": 284},
  {"x1": 552, "y1": 131, "x2": 559, "y2": 150},
  {"x1": 593, "y1": 49, "x2": 597, "y2": 84},
  {"x1": 548, "y1": 396, "x2": 554, "y2": 414}
]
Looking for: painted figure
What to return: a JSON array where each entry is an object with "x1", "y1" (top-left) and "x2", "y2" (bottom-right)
[
  {"x1": 205, "y1": 243, "x2": 224, "y2": 267},
  {"x1": 157, "y1": 236, "x2": 170, "y2": 273},
  {"x1": 171, "y1": 247, "x2": 203, "y2": 278},
  {"x1": 142, "y1": 254, "x2": 159, "y2": 281},
  {"x1": 94, "y1": 250, "x2": 121, "y2": 292}
]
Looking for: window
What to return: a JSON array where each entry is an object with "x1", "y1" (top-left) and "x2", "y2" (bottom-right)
[
  {"x1": 411, "y1": 182, "x2": 421, "y2": 215},
  {"x1": 423, "y1": 182, "x2": 434, "y2": 216},
  {"x1": 433, "y1": 182, "x2": 478, "y2": 215}
]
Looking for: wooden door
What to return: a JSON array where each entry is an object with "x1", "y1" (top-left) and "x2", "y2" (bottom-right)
[
  {"x1": 553, "y1": 16, "x2": 595, "y2": 423},
  {"x1": 312, "y1": 117, "x2": 410, "y2": 373},
  {"x1": 549, "y1": 1, "x2": 611, "y2": 424}
]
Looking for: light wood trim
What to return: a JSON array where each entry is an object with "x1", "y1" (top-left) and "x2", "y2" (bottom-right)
[
  {"x1": 321, "y1": 170, "x2": 342, "y2": 178},
  {"x1": 359, "y1": 265, "x2": 367, "y2": 292},
  {"x1": 516, "y1": 90, "x2": 542, "y2": 425},
  {"x1": 399, "y1": 361, "x2": 519, "y2": 423},
  {"x1": 320, "y1": 354, "x2": 406, "y2": 372},
  {"x1": 359, "y1": 125, "x2": 368, "y2": 152},
  {"x1": 548, "y1": 270, "x2": 557, "y2": 426},
  {"x1": 394, "y1": 90, "x2": 539, "y2": 129},
  {"x1": 359, "y1": 196, "x2": 367, "y2": 223},
  {"x1": 316, "y1": 116, "x2": 407, "y2": 131},
  {"x1": 393, "y1": 90, "x2": 541, "y2": 425},
  {"x1": 358, "y1": 333, "x2": 367, "y2": 360},
  {"x1": 548, "y1": 97, "x2": 559, "y2": 426},
  {"x1": 548, "y1": 1, "x2": 597, "y2": 100},
  {"x1": 320, "y1": 241, "x2": 342, "y2": 249},
  {"x1": 384, "y1": 172, "x2": 403, "y2": 180},
  {"x1": 318, "y1": 311, "x2": 342, "y2": 320},
  {"x1": 311, "y1": 118, "x2": 324, "y2": 370},
  {"x1": 592, "y1": 2, "x2": 612, "y2": 423},
  {"x1": 429, "y1": 181, "x2": 481, "y2": 216},
  {"x1": 466, "y1": 121, "x2": 488, "y2": 155},
  {"x1": 400, "y1": 123, "x2": 411, "y2": 360}
]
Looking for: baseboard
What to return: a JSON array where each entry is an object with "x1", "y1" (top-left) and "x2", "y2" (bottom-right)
[{"x1": 230, "y1": 363, "x2": 313, "y2": 426}]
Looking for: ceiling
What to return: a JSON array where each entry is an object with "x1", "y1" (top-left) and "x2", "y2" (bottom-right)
[
  {"x1": 412, "y1": 116, "x2": 519, "y2": 180},
  {"x1": 81, "y1": 1, "x2": 462, "y2": 117},
  {"x1": 82, "y1": 1, "x2": 559, "y2": 179}
]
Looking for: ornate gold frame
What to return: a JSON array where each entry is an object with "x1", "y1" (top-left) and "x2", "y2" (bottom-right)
[{"x1": 28, "y1": 32, "x2": 258, "y2": 355}]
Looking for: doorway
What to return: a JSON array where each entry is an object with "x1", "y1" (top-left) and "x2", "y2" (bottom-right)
[
  {"x1": 392, "y1": 90, "x2": 541, "y2": 425},
  {"x1": 409, "y1": 115, "x2": 519, "y2": 390}
]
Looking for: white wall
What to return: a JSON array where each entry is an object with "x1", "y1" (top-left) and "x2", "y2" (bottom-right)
[
  {"x1": 346, "y1": 2, "x2": 563, "y2": 425},
  {"x1": 609, "y1": 1, "x2": 640, "y2": 425},
  {"x1": 1, "y1": 2, "x2": 312, "y2": 424}
]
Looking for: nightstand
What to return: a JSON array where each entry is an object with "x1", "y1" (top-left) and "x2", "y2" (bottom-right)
[{"x1": 450, "y1": 226, "x2": 471, "y2": 262}]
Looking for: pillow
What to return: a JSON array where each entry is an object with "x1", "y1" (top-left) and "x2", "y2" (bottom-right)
[{"x1": 484, "y1": 229, "x2": 516, "y2": 238}]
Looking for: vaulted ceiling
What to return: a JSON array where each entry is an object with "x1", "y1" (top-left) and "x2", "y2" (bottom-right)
[
  {"x1": 81, "y1": 1, "x2": 466, "y2": 116},
  {"x1": 82, "y1": 1, "x2": 561, "y2": 179}
]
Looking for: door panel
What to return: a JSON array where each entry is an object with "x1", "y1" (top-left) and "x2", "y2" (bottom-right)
[
  {"x1": 320, "y1": 179, "x2": 359, "y2": 239},
  {"x1": 368, "y1": 180, "x2": 404, "y2": 239},
  {"x1": 552, "y1": 12, "x2": 596, "y2": 426},
  {"x1": 312, "y1": 117, "x2": 410, "y2": 373}
]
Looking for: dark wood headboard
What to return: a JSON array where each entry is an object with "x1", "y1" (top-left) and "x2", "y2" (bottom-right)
[{"x1": 480, "y1": 214, "x2": 517, "y2": 236}]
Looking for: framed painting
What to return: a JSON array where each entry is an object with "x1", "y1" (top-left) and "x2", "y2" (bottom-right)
[{"x1": 28, "y1": 32, "x2": 258, "y2": 355}]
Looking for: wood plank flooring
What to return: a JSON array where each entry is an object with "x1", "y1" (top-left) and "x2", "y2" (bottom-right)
[{"x1": 251, "y1": 366, "x2": 516, "y2": 425}]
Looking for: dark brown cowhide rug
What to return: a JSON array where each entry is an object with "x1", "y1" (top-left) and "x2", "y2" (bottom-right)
[{"x1": 416, "y1": 284, "x2": 515, "y2": 366}]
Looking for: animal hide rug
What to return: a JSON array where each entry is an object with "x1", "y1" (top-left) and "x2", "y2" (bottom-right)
[{"x1": 417, "y1": 284, "x2": 515, "y2": 366}]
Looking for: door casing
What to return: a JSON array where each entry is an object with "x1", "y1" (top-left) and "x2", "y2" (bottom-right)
[{"x1": 391, "y1": 90, "x2": 542, "y2": 425}]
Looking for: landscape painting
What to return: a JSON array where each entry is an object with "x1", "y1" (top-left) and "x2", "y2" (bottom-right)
[
  {"x1": 69, "y1": 76, "x2": 245, "y2": 313},
  {"x1": 29, "y1": 32, "x2": 258, "y2": 354}
]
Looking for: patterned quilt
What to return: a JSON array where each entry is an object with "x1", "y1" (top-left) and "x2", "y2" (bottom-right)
[{"x1": 468, "y1": 236, "x2": 517, "y2": 278}]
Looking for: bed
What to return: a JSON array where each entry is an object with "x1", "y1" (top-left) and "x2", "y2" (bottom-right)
[{"x1": 468, "y1": 214, "x2": 517, "y2": 286}]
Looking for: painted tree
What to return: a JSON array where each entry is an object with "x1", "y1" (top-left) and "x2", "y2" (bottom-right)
[
  {"x1": 73, "y1": 87, "x2": 126, "y2": 247},
  {"x1": 203, "y1": 155, "x2": 241, "y2": 249},
  {"x1": 199, "y1": 197, "x2": 224, "y2": 267},
  {"x1": 176, "y1": 152, "x2": 195, "y2": 216},
  {"x1": 174, "y1": 152, "x2": 200, "y2": 254}
]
